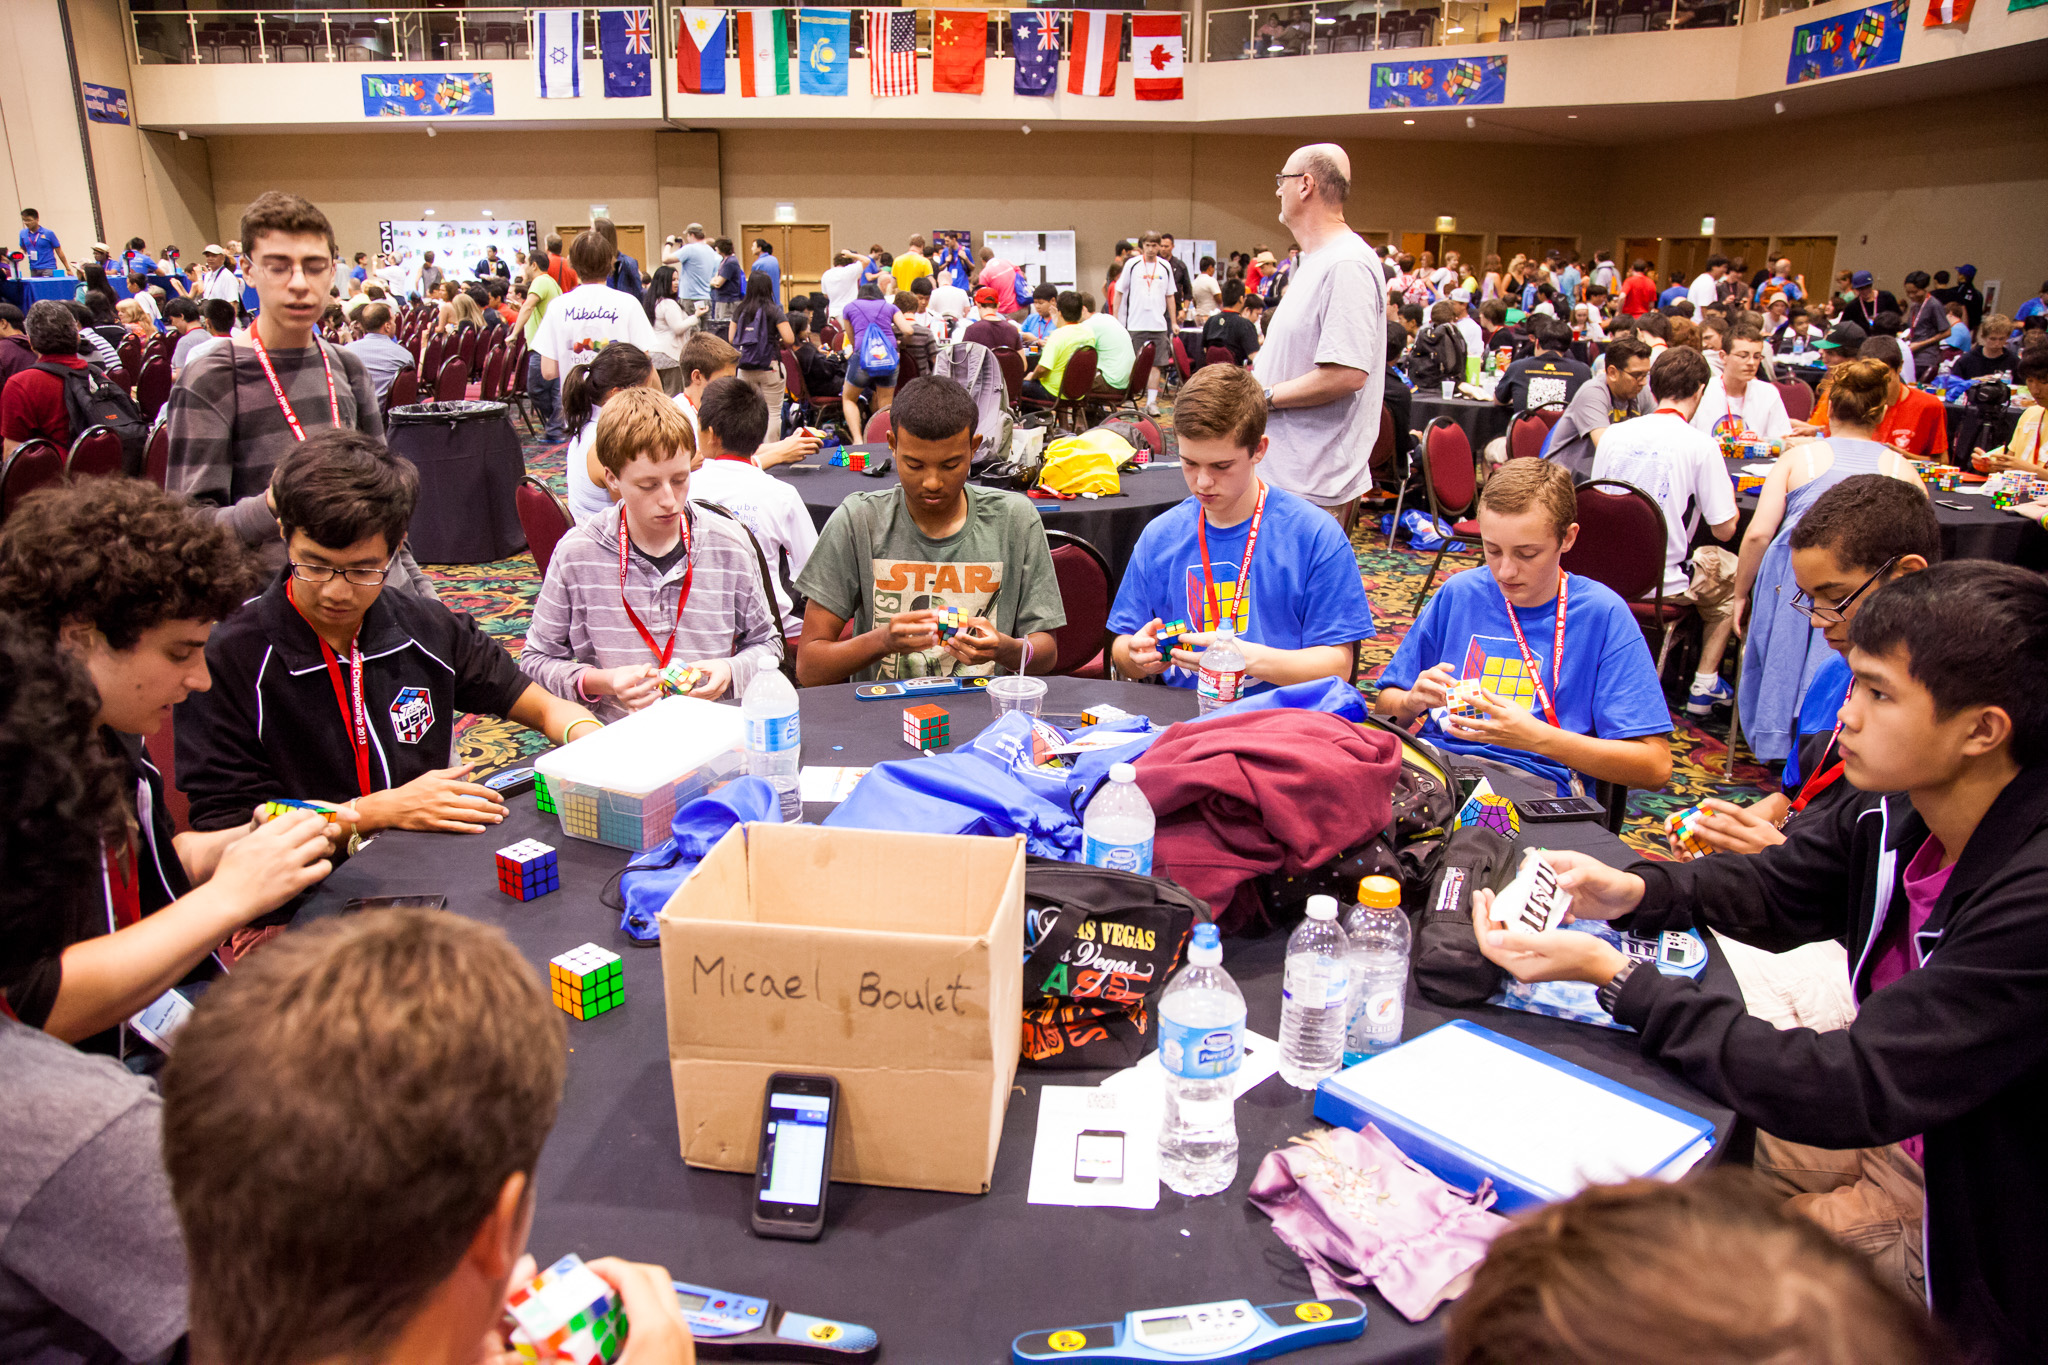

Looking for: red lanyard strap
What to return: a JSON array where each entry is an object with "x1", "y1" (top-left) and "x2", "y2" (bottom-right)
[
  {"x1": 618, "y1": 515, "x2": 693, "y2": 668},
  {"x1": 1500, "y1": 574, "x2": 1567, "y2": 730},
  {"x1": 248, "y1": 329, "x2": 339, "y2": 443},
  {"x1": 1196, "y1": 483, "x2": 1267, "y2": 635},
  {"x1": 289, "y1": 580, "x2": 372, "y2": 797},
  {"x1": 1789, "y1": 679, "x2": 1857, "y2": 813}
]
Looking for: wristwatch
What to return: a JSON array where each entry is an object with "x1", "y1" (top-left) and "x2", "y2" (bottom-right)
[
  {"x1": 1595, "y1": 958, "x2": 1642, "y2": 1016},
  {"x1": 1263, "y1": 386, "x2": 1276, "y2": 408}
]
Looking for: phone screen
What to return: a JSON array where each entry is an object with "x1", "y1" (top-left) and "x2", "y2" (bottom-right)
[
  {"x1": 1074, "y1": 1130, "x2": 1125, "y2": 1184},
  {"x1": 760, "y1": 1091, "x2": 832, "y2": 1207}
]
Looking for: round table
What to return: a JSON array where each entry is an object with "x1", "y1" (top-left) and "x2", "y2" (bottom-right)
[
  {"x1": 771, "y1": 447, "x2": 1195, "y2": 591},
  {"x1": 292, "y1": 677, "x2": 1737, "y2": 1364},
  {"x1": 1410, "y1": 393, "x2": 1511, "y2": 455},
  {"x1": 1726, "y1": 457, "x2": 2048, "y2": 568}
]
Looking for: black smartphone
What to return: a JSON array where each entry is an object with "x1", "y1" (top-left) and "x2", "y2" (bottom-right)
[
  {"x1": 1073, "y1": 1129, "x2": 1125, "y2": 1185},
  {"x1": 483, "y1": 764, "x2": 536, "y2": 797},
  {"x1": 751, "y1": 1073, "x2": 839, "y2": 1241},
  {"x1": 1515, "y1": 795, "x2": 1606, "y2": 824},
  {"x1": 1451, "y1": 765, "x2": 1487, "y2": 802},
  {"x1": 343, "y1": 894, "x2": 450, "y2": 913}
]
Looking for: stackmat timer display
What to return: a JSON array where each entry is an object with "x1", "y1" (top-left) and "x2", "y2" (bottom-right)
[
  {"x1": 1013, "y1": 1298, "x2": 1364, "y2": 1364},
  {"x1": 672, "y1": 1282, "x2": 879, "y2": 1362}
]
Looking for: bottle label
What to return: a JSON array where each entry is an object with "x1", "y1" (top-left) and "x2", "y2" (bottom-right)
[
  {"x1": 1196, "y1": 663, "x2": 1247, "y2": 705},
  {"x1": 1360, "y1": 987, "x2": 1404, "y2": 1045},
  {"x1": 1084, "y1": 835, "x2": 1153, "y2": 876},
  {"x1": 747, "y1": 713, "x2": 800, "y2": 754},
  {"x1": 1284, "y1": 958, "x2": 1350, "y2": 1009},
  {"x1": 1159, "y1": 1014, "x2": 1243, "y2": 1080}
]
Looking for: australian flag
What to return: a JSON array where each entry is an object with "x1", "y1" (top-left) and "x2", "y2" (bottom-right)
[
  {"x1": 1011, "y1": 9, "x2": 1060, "y2": 97},
  {"x1": 599, "y1": 8, "x2": 653, "y2": 98}
]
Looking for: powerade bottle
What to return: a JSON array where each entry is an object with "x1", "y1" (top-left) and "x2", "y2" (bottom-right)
[
  {"x1": 1158, "y1": 924, "x2": 1244, "y2": 1197},
  {"x1": 1196, "y1": 623, "x2": 1248, "y2": 715},
  {"x1": 1083, "y1": 762, "x2": 1155, "y2": 875},
  {"x1": 741, "y1": 668, "x2": 801, "y2": 821},
  {"x1": 1342, "y1": 876, "x2": 1411, "y2": 1065},
  {"x1": 1278, "y1": 895, "x2": 1350, "y2": 1089}
]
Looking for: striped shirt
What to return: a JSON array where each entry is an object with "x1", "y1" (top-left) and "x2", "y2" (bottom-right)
[{"x1": 520, "y1": 502, "x2": 782, "y2": 720}]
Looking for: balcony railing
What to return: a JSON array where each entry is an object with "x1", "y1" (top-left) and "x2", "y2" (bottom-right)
[{"x1": 1203, "y1": 0, "x2": 1741, "y2": 60}]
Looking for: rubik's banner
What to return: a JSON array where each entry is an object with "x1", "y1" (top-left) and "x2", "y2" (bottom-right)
[
  {"x1": 1787, "y1": 0, "x2": 1907, "y2": 82},
  {"x1": 1367, "y1": 55, "x2": 1506, "y2": 109}
]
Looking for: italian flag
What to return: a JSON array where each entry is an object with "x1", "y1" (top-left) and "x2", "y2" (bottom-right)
[{"x1": 736, "y1": 8, "x2": 790, "y2": 96}]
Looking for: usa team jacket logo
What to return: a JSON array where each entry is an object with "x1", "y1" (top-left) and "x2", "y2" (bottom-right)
[{"x1": 390, "y1": 686, "x2": 436, "y2": 744}]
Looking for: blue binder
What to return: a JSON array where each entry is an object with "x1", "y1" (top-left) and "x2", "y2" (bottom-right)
[{"x1": 1312, "y1": 1020, "x2": 1716, "y2": 1213}]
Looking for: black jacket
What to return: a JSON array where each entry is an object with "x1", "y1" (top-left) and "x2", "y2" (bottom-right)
[
  {"x1": 1495, "y1": 351, "x2": 1591, "y2": 414},
  {"x1": 1616, "y1": 769, "x2": 2048, "y2": 1362},
  {"x1": 174, "y1": 573, "x2": 530, "y2": 831}
]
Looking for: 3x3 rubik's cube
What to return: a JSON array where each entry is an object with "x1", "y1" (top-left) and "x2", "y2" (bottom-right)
[
  {"x1": 829, "y1": 448, "x2": 875, "y2": 471},
  {"x1": 503, "y1": 1253, "x2": 625, "y2": 1364},
  {"x1": 496, "y1": 839, "x2": 560, "y2": 901},
  {"x1": 1155, "y1": 620, "x2": 1192, "y2": 654},
  {"x1": 657, "y1": 662, "x2": 707, "y2": 697},
  {"x1": 550, "y1": 943, "x2": 623, "y2": 1021},
  {"x1": 1447, "y1": 677, "x2": 1489, "y2": 720},
  {"x1": 257, "y1": 797, "x2": 343, "y2": 824},
  {"x1": 1664, "y1": 806, "x2": 1714, "y2": 861},
  {"x1": 935, "y1": 607, "x2": 965, "y2": 642},
  {"x1": 904, "y1": 703, "x2": 950, "y2": 750}
]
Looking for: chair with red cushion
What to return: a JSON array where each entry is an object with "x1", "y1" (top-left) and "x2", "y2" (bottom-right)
[
  {"x1": 992, "y1": 347, "x2": 1025, "y2": 410},
  {"x1": 385, "y1": 365, "x2": 420, "y2": 415},
  {"x1": 135, "y1": 355, "x2": 174, "y2": 425},
  {"x1": 1044, "y1": 529, "x2": 1114, "y2": 677},
  {"x1": 117, "y1": 333, "x2": 143, "y2": 377},
  {"x1": 434, "y1": 357, "x2": 469, "y2": 401},
  {"x1": 779, "y1": 344, "x2": 840, "y2": 435},
  {"x1": 0, "y1": 439, "x2": 65, "y2": 522},
  {"x1": 1531, "y1": 405, "x2": 1565, "y2": 431},
  {"x1": 1172, "y1": 332, "x2": 1199, "y2": 382},
  {"x1": 1775, "y1": 376, "x2": 1814, "y2": 423},
  {"x1": 1558, "y1": 477, "x2": 1695, "y2": 678},
  {"x1": 1115, "y1": 342, "x2": 1156, "y2": 418},
  {"x1": 1507, "y1": 411, "x2": 1551, "y2": 461},
  {"x1": 500, "y1": 353, "x2": 534, "y2": 434},
  {"x1": 1205, "y1": 344, "x2": 1237, "y2": 371},
  {"x1": 514, "y1": 476, "x2": 573, "y2": 578},
  {"x1": 1018, "y1": 346, "x2": 1098, "y2": 435},
  {"x1": 421, "y1": 333, "x2": 446, "y2": 382},
  {"x1": 863, "y1": 408, "x2": 892, "y2": 444},
  {"x1": 66, "y1": 425, "x2": 126, "y2": 480},
  {"x1": 478, "y1": 345, "x2": 506, "y2": 401},
  {"x1": 1409, "y1": 417, "x2": 1482, "y2": 610},
  {"x1": 144, "y1": 422, "x2": 171, "y2": 489},
  {"x1": 457, "y1": 327, "x2": 479, "y2": 372}
]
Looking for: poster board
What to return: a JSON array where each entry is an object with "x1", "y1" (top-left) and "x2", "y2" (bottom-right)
[
  {"x1": 377, "y1": 220, "x2": 539, "y2": 279},
  {"x1": 982, "y1": 231, "x2": 1077, "y2": 292}
]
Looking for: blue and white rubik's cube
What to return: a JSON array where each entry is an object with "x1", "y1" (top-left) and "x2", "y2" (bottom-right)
[
  {"x1": 503, "y1": 1252, "x2": 625, "y2": 1364},
  {"x1": 495, "y1": 839, "x2": 560, "y2": 901}
]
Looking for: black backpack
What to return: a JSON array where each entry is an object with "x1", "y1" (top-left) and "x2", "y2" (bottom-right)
[
  {"x1": 1406, "y1": 323, "x2": 1467, "y2": 390},
  {"x1": 1020, "y1": 858, "x2": 1203, "y2": 1069},
  {"x1": 36, "y1": 360, "x2": 147, "y2": 473}
]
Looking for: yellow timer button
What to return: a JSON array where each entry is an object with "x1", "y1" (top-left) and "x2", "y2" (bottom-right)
[
  {"x1": 1295, "y1": 1303, "x2": 1334, "y2": 1324},
  {"x1": 1047, "y1": 1329, "x2": 1090, "y2": 1352},
  {"x1": 808, "y1": 1323, "x2": 842, "y2": 1342}
]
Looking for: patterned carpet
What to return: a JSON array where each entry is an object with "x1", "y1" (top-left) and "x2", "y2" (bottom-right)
[{"x1": 421, "y1": 424, "x2": 1778, "y2": 861}]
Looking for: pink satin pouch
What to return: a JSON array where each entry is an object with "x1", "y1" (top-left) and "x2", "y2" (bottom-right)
[{"x1": 1247, "y1": 1124, "x2": 1510, "y2": 1322}]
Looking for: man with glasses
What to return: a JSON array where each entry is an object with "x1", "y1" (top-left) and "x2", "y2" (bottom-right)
[
  {"x1": 168, "y1": 192, "x2": 438, "y2": 599},
  {"x1": 176, "y1": 428, "x2": 600, "y2": 839},
  {"x1": 1691, "y1": 323, "x2": 1791, "y2": 443}
]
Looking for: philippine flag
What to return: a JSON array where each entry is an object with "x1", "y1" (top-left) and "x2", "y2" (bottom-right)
[
  {"x1": 1066, "y1": 9, "x2": 1121, "y2": 97},
  {"x1": 1131, "y1": 13, "x2": 1183, "y2": 100},
  {"x1": 677, "y1": 8, "x2": 727, "y2": 92}
]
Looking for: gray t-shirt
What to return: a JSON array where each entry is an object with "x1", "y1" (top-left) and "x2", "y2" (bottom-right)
[
  {"x1": 676, "y1": 241, "x2": 719, "y2": 302},
  {"x1": 795, "y1": 485, "x2": 1067, "y2": 683},
  {"x1": 0, "y1": 1019, "x2": 187, "y2": 1365},
  {"x1": 1548, "y1": 372, "x2": 1651, "y2": 480},
  {"x1": 1254, "y1": 233, "x2": 1386, "y2": 506}
]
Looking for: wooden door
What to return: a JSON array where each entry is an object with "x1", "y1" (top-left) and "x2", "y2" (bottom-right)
[
  {"x1": 1400, "y1": 231, "x2": 1429, "y2": 261},
  {"x1": 1496, "y1": 236, "x2": 1578, "y2": 268},
  {"x1": 615, "y1": 226, "x2": 648, "y2": 273},
  {"x1": 1664, "y1": 237, "x2": 1709, "y2": 287},
  {"x1": 782, "y1": 224, "x2": 833, "y2": 304},
  {"x1": 1716, "y1": 236, "x2": 1769, "y2": 282},
  {"x1": 1617, "y1": 237, "x2": 1661, "y2": 273},
  {"x1": 1442, "y1": 233, "x2": 1486, "y2": 272},
  {"x1": 1771, "y1": 236, "x2": 1836, "y2": 302}
]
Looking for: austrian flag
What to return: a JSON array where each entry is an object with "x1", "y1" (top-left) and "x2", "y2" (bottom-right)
[
  {"x1": 1131, "y1": 13, "x2": 1183, "y2": 100},
  {"x1": 1922, "y1": 0, "x2": 1972, "y2": 24}
]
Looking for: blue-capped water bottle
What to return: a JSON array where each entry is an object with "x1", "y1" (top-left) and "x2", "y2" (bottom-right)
[
  {"x1": 1157, "y1": 924, "x2": 1245, "y2": 1197},
  {"x1": 1083, "y1": 762, "x2": 1155, "y2": 874}
]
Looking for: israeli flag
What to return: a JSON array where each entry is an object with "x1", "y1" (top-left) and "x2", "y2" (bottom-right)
[{"x1": 536, "y1": 9, "x2": 583, "y2": 99}]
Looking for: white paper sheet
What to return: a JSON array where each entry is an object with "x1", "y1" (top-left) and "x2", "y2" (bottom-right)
[
  {"x1": 1097, "y1": 1029, "x2": 1281, "y2": 1106},
  {"x1": 1027, "y1": 1084, "x2": 1162, "y2": 1209},
  {"x1": 797, "y1": 766, "x2": 870, "y2": 803}
]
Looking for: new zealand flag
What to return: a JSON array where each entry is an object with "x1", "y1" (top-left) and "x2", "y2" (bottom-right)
[{"x1": 599, "y1": 8, "x2": 653, "y2": 98}]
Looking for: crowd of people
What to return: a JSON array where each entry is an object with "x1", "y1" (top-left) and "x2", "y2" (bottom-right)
[{"x1": 4, "y1": 148, "x2": 2046, "y2": 1365}]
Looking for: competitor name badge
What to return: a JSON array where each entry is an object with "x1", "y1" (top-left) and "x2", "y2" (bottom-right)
[{"x1": 390, "y1": 686, "x2": 435, "y2": 744}]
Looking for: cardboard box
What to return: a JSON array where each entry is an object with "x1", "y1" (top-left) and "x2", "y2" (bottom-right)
[{"x1": 658, "y1": 823, "x2": 1026, "y2": 1195}]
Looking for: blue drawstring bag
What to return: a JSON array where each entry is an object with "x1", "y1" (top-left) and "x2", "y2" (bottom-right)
[
  {"x1": 1378, "y1": 508, "x2": 1459, "y2": 550},
  {"x1": 614, "y1": 776, "x2": 780, "y2": 942}
]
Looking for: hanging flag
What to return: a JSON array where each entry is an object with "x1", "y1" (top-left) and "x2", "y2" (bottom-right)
[
  {"x1": 1130, "y1": 13, "x2": 1183, "y2": 100},
  {"x1": 932, "y1": 10, "x2": 984, "y2": 94},
  {"x1": 1067, "y1": 10, "x2": 1121, "y2": 97},
  {"x1": 735, "y1": 9, "x2": 789, "y2": 96},
  {"x1": 1011, "y1": 10, "x2": 1060, "y2": 97},
  {"x1": 798, "y1": 8, "x2": 849, "y2": 95},
  {"x1": 598, "y1": 8, "x2": 652, "y2": 98},
  {"x1": 535, "y1": 9, "x2": 582, "y2": 98},
  {"x1": 867, "y1": 8, "x2": 919, "y2": 96},
  {"x1": 2013, "y1": 0, "x2": 2047, "y2": 12},
  {"x1": 1923, "y1": 0, "x2": 1972, "y2": 22},
  {"x1": 677, "y1": 8, "x2": 727, "y2": 92}
]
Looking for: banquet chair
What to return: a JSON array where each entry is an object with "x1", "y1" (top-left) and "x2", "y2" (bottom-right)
[
  {"x1": 1559, "y1": 477, "x2": 1696, "y2": 685},
  {"x1": 385, "y1": 366, "x2": 420, "y2": 415},
  {"x1": 1775, "y1": 377, "x2": 1815, "y2": 423},
  {"x1": 144, "y1": 422, "x2": 170, "y2": 489},
  {"x1": 1408, "y1": 418, "x2": 1482, "y2": 610},
  {"x1": 1507, "y1": 412, "x2": 1552, "y2": 460},
  {"x1": 135, "y1": 356, "x2": 174, "y2": 425},
  {"x1": 0, "y1": 440, "x2": 65, "y2": 522},
  {"x1": 515, "y1": 477, "x2": 573, "y2": 578},
  {"x1": 434, "y1": 358, "x2": 469, "y2": 401},
  {"x1": 864, "y1": 409, "x2": 893, "y2": 444},
  {"x1": 66, "y1": 426, "x2": 126, "y2": 480},
  {"x1": 1044, "y1": 530, "x2": 1114, "y2": 677}
]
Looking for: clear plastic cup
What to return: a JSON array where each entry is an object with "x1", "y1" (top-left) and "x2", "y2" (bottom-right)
[
  {"x1": 1441, "y1": 380, "x2": 1456, "y2": 398},
  {"x1": 988, "y1": 675, "x2": 1048, "y2": 719}
]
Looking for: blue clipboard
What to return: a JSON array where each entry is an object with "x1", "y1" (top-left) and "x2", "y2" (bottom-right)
[{"x1": 1312, "y1": 1019, "x2": 1714, "y2": 1213}]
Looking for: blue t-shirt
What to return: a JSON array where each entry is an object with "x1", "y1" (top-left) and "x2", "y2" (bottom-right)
[
  {"x1": 123, "y1": 253, "x2": 159, "y2": 278},
  {"x1": 19, "y1": 226, "x2": 60, "y2": 270},
  {"x1": 1658, "y1": 284, "x2": 1689, "y2": 308},
  {"x1": 1379, "y1": 567, "x2": 1670, "y2": 794},
  {"x1": 1784, "y1": 651, "x2": 1852, "y2": 789},
  {"x1": 1106, "y1": 485, "x2": 1376, "y2": 695},
  {"x1": 753, "y1": 253, "x2": 782, "y2": 300}
]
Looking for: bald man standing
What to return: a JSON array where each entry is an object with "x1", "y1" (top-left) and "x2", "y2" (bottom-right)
[{"x1": 1253, "y1": 143, "x2": 1386, "y2": 530}]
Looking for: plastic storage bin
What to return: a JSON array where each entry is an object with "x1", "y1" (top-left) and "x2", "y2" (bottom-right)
[{"x1": 533, "y1": 696, "x2": 748, "y2": 851}]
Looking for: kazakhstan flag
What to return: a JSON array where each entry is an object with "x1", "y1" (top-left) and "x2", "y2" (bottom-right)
[{"x1": 797, "y1": 8, "x2": 849, "y2": 95}]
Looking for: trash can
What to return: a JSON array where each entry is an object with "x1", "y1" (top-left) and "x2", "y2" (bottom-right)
[{"x1": 385, "y1": 399, "x2": 528, "y2": 564}]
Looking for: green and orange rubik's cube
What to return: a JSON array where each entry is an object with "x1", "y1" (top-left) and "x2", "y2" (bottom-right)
[
  {"x1": 904, "y1": 703, "x2": 950, "y2": 750},
  {"x1": 549, "y1": 943, "x2": 623, "y2": 1021},
  {"x1": 503, "y1": 1252, "x2": 625, "y2": 1364}
]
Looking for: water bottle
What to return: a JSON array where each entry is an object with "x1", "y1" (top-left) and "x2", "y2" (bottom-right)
[
  {"x1": 741, "y1": 667, "x2": 801, "y2": 821},
  {"x1": 1195, "y1": 624, "x2": 1248, "y2": 715},
  {"x1": 1342, "y1": 876, "x2": 1412, "y2": 1066},
  {"x1": 1278, "y1": 895, "x2": 1350, "y2": 1090},
  {"x1": 1158, "y1": 923, "x2": 1244, "y2": 1197},
  {"x1": 1083, "y1": 762, "x2": 1154, "y2": 874}
]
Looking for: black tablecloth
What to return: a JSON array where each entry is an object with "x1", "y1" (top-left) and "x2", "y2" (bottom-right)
[
  {"x1": 386, "y1": 401, "x2": 529, "y2": 564},
  {"x1": 293, "y1": 678, "x2": 1737, "y2": 1365},
  {"x1": 1410, "y1": 395, "x2": 1511, "y2": 455},
  {"x1": 771, "y1": 447, "x2": 1194, "y2": 592},
  {"x1": 1726, "y1": 457, "x2": 2048, "y2": 567}
]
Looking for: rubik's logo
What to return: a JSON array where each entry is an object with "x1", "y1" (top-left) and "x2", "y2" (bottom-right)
[{"x1": 1462, "y1": 636, "x2": 1539, "y2": 710}]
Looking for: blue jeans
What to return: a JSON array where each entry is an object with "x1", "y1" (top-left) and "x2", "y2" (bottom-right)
[{"x1": 527, "y1": 350, "x2": 563, "y2": 440}]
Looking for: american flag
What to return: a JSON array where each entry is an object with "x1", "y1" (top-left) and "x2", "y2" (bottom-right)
[
  {"x1": 622, "y1": 7, "x2": 652, "y2": 53},
  {"x1": 868, "y1": 8, "x2": 919, "y2": 96}
]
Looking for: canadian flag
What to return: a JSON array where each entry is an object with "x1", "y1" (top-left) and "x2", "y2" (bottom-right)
[
  {"x1": 1131, "y1": 14, "x2": 1184, "y2": 101},
  {"x1": 1923, "y1": 0, "x2": 1971, "y2": 24},
  {"x1": 1066, "y1": 10, "x2": 1122, "y2": 97}
]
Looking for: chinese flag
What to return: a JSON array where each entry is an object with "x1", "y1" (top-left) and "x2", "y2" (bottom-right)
[{"x1": 933, "y1": 9, "x2": 985, "y2": 93}]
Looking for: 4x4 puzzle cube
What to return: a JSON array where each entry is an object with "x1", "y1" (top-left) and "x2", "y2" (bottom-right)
[
  {"x1": 495, "y1": 839, "x2": 560, "y2": 901},
  {"x1": 503, "y1": 1252, "x2": 624, "y2": 1365},
  {"x1": 903, "y1": 703, "x2": 950, "y2": 750},
  {"x1": 550, "y1": 943, "x2": 623, "y2": 1020}
]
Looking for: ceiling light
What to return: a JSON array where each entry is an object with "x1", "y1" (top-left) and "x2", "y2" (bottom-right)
[
  {"x1": 424, "y1": 209, "x2": 436, "y2": 216},
  {"x1": 1567, "y1": 114, "x2": 1577, "y2": 119},
  {"x1": 1403, "y1": 118, "x2": 1415, "y2": 125},
  {"x1": 1466, "y1": 115, "x2": 1476, "y2": 127},
  {"x1": 482, "y1": 209, "x2": 494, "y2": 217},
  {"x1": 1774, "y1": 99, "x2": 1786, "y2": 114},
  {"x1": 1314, "y1": 14, "x2": 1336, "y2": 22},
  {"x1": 1446, "y1": 21, "x2": 1465, "y2": 31}
]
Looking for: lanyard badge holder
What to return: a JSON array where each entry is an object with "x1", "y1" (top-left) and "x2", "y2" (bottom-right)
[
  {"x1": 1497, "y1": 576, "x2": 1586, "y2": 798},
  {"x1": 618, "y1": 515, "x2": 693, "y2": 669}
]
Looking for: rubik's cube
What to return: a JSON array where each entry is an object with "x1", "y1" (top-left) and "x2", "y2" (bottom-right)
[
  {"x1": 550, "y1": 943, "x2": 623, "y2": 1021},
  {"x1": 1455, "y1": 790, "x2": 1521, "y2": 839},
  {"x1": 829, "y1": 448, "x2": 874, "y2": 472},
  {"x1": 1664, "y1": 807, "x2": 1713, "y2": 861},
  {"x1": 257, "y1": 798, "x2": 343, "y2": 824},
  {"x1": 1155, "y1": 620, "x2": 1192, "y2": 654},
  {"x1": 904, "y1": 703, "x2": 950, "y2": 750},
  {"x1": 935, "y1": 607, "x2": 965, "y2": 642},
  {"x1": 503, "y1": 1253, "x2": 625, "y2": 1364},
  {"x1": 1080, "y1": 703, "x2": 1132, "y2": 727},
  {"x1": 496, "y1": 839, "x2": 560, "y2": 901},
  {"x1": 535, "y1": 773, "x2": 558, "y2": 816},
  {"x1": 657, "y1": 662, "x2": 707, "y2": 697}
]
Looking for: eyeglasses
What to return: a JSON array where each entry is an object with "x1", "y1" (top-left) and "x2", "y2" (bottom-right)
[
  {"x1": 289, "y1": 556, "x2": 396, "y2": 588},
  {"x1": 1274, "y1": 172, "x2": 1308, "y2": 187},
  {"x1": 1786, "y1": 555, "x2": 1898, "y2": 625},
  {"x1": 251, "y1": 258, "x2": 337, "y2": 285}
]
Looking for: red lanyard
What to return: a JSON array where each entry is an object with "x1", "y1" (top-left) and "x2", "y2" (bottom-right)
[
  {"x1": 104, "y1": 836, "x2": 141, "y2": 933},
  {"x1": 1500, "y1": 574, "x2": 1567, "y2": 730},
  {"x1": 289, "y1": 579, "x2": 373, "y2": 797},
  {"x1": 247, "y1": 328, "x2": 338, "y2": 443},
  {"x1": 710, "y1": 453, "x2": 756, "y2": 463},
  {"x1": 1654, "y1": 406, "x2": 1688, "y2": 419},
  {"x1": 1789, "y1": 679, "x2": 1856, "y2": 813},
  {"x1": 1196, "y1": 483, "x2": 1267, "y2": 634},
  {"x1": 618, "y1": 515, "x2": 693, "y2": 668}
]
